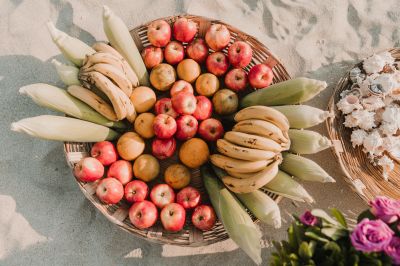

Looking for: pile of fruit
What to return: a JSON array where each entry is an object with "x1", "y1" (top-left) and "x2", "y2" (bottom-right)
[{"x1": 10, "y1": 7, "x2": 337, "y2": 265}]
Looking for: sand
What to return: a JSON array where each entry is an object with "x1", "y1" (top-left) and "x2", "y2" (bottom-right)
[{"x1": 2, "y1": 0, "x2": 399, "y2": 265}]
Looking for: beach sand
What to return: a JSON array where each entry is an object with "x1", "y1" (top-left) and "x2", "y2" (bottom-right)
[{"x1": 1, "y1": 0, "x2": 398, "y2": 265}]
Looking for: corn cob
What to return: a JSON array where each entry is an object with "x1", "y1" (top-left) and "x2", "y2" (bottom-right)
[
  {"x1": 202, "y1": 165, "x2": 262, "y2": 265},
  {"x1": 47, "y1": 22, "x2": 95, "y2": 66},
  {"x1": 263, "y1": 170, "x2": 314, "y2": 203},
  {"x1": 51, "y1": 59, "x2": 80, "y2": 86},
  {"x1": 272, "y1": 105, "x2": 333, "y2": 129},
  {"x1": 288, "y1": 129, "x2": 332, "y2": 154},
  {"x1": 240, "y1": 78, "x2": 327, "y2": 107},
  {"x1": 19, "y1": 83, "x2": 125, "y2": 128},
  {"x1": 280, "y1": 153, "x2": 335, "y2": 183},
  {"x1": 11, "y1": 115, "x2": 119, "y2": 142}
]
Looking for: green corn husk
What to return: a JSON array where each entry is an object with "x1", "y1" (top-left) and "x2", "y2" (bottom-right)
[
  {"x1": 201, "y1": 165, "x2": 262, "y2": 265},
  {"x1": 236, "y1": 190, "x2": 282, "y2": 229},
  {"x1": 11, "y1": 115, "x2": 119, "y2": 142},
  {"x1": 264, "y1": 170, "x2": 314, "y2": 203},
  {"x1": 47, "y1": 22, "x2": 95, "y2": 66},
  {"x1": 241, "y1": 78, "x2": 327, "y2": 107},
  {"x1": 280, "y1": 153, "x2": 335, "y2": 183},
  {"x1": 288, "y1": 129, "x2": 332, "y2": 155},
  {"x1": 272, "y1": 105, "x2": 333, "y2": 129},
  {"x1": 19, "y1": 83, "x2": 125, "y2": 129},
  {"x1": 51, "y1": 59, "x2": 80, "y2": 86},
  {"x1": 102, "y1": 6, "x2": 149, "y2": 86}
]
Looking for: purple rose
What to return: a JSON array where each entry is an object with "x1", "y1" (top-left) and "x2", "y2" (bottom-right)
[
  {"x1": 385, "y1": 236, "x2": 400, "y2": 265},
  {"x1": 350, "y1": 218, "x2": 394, "y2": 252},
  {"x1": 370, "y1": 196, "x2": 400, "y2": 223},
  {"x1": 300, "y1": 211, "x2": 318, "y2": 226}
]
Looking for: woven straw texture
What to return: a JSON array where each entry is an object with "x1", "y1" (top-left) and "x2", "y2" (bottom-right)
[
  {"x1": 64, "y1": 14, "x2": 290, "y2": 246},
  {"x1": 327, "y1": 48, "x2": 400, "y2": 202}
]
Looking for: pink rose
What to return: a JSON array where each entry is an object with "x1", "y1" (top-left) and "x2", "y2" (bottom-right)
[
  {"x1": 299, "y1": 211, "x2": 318, "y2": 226},
  {"x1": 350, "y1": 218, "x2": 394, "y2": 252},
  {"x1": 385, "y1": 236, "x2": 400, "y2": 265},
  {"x1": 370, "y1": 196, "x2": 400, "y2": 223}
]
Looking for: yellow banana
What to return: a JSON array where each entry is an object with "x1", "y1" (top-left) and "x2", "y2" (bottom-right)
[
  {"x1": 234, "y1": 106, "x2": 290, "y2": 132},
  {"x1": 217, "y1": 139, "x2": 277, "y2": 161},
  {"x1": 227, "y1": 169, "x2": 264, "y2": 179},
  {"x1": 210, "y1": 154, "x2": 271, "y2": 173},
  {"x1": 83, "y1": 52, "x2": 125, "y2": 70},
  {"x1": 67, "y1": 85, "x2": 117, "y2": 121},
  {"x1": 223, "y1": 131, "x2": 283, "y2": 152},
  {"x1": 233, "y1": 119, "x2": 288, "y2": 144},
  {"x1": 220, "y1": 158, "x2": 281, "y2": 194},
  {"x1": 81, "y1": 63, "x2": 133, "y2": 96}
]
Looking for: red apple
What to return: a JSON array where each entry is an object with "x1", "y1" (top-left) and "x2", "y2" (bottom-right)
[
  {"x1": 160, "y1": 203, "x2": 186, "y2": 232},
  {"x1": 90, "y1": 141, "x2": 117, "y2": 166},
  {"x1": 73, "y1": 157, "x2": 104, "y2": 182},
  {"x1": 176, "y1": 186, "x2": 201, "y2": 209},
  {"x1": 150, "y1": 184, "x2": 175, "y2": 209},
  {"x1": 107, "y1": 160, "x2": 133, "y2": 185},
  {"x1": 153, "y1": 114, "x2": 177, "y2": 139},
  {"x1": 175, "y1": 115, "x2": 198, "y2": 140},
  {"x1": 171, "y1": 91, "x2": 197, "y2": 115},
  {"x1": 193, "y1": 96, "x2": 212, "y2": 120},
  {"x1": 173, "y1": 17, "x2": 197, "y2": 43},
  {"x1": 152, "y1": 138, "x2": 177, "y2": 159},
  {"x1": 147, "y1": 20, "x2": 171, "y2": 47},
  {"x1": 125, "y1": 180, "x2": 149, "y2": 203},
  {"x1": 170, "y1": 80, "x2": 194, "y2": 97},
  {"x1": 96, "y1": 177, "x2": 124, "y2": 204},
  {"x1": 155, "y1": 98, "x2": 179, "y2": 119},
  {"x1": 248, "y1": 64, "x2": 274, "y2": 89},
  {"x1": 164, "y1": 41, "x2": 185, "y2": 65},
  {"x1": 227, "y1": 41, "x2": 252, "y2": 68},
  {"x1": 206, "y1": 52, "x2": 229, "y2": 76},
  {"x1": 224, "y1": 68, "x2": 248, "y2": 92},
  {"x1": 129, "y1": 200, "x2": 158, "y2": 229},
  {"x1": 141, "y1": 46, "x2": 163, "y2": 69},
  {"x1": 192, "y1": 205, "x2": 217, "y2": 231},
  {"x1": 205, "y1": 24, "x2": 231, "y2": 51},
  {"x1": 186, "y1": 38, "x2": 208, "y2": 63},
  {"x1": 198, "y1": 118, "x2": 224, "y2": 142}
]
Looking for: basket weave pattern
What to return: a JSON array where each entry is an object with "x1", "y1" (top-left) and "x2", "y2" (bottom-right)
[
  {"x1": 64, "y1": 14, "x2": 290, "y2": 246},
  {"x1": 327, "y1": 48, "x2": 400, "y2": 202}
]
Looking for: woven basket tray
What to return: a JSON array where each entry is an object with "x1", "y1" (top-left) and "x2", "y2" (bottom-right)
[
  {"x1": 326, "y1": 48, "x2": 400, "y2": 202},
  {"x1": 63, "y1": 14, "x2": 290, "y2": 247}
]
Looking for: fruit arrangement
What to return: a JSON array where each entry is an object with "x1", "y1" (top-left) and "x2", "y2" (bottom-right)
[{"x1": 10, "y1": 9, "x2": 336, "y2": 265}]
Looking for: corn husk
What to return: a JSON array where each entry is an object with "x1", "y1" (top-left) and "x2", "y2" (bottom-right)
[
  {"x1": 280, "y1": 153, "x2": 335, "y2": 183},
  {"x1": 288, "y1": 129, "x2": 332, "y2": 154},
  {"x1": 201, "y1": 165, "x2": 262, "y2": 265},
  {"x1": 272, "y1": 105, "x2": 333, "y2": 129},
  {"x1": 19, "y1": 83, "x2": 125, "y2": 129},
  {"x1": 51, "y1": 59, "x2": 80, "y2": 86},
  {"x1": 241, "y1": 78, "x2": 327, "y2": 107},
  {"x1": 47, "y1": 22, "x2": 95, "y2": 66},
  {"x1": 236, "y1": 190, "x2": 281, "y2": 229},
  {"x1": 264, "y1": 170, "x2": 314, "y2": 203},
  {"x1": 11, "y1": 115, "x2": 119, "y2": 142},
  {"x1": 102, "y1": 6, "x2": 149, "y2": 86}
]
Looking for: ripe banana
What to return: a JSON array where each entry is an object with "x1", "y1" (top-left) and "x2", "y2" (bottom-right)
[
  {"x1": 223, "y1": 131, "x2": 283, "y2": 152},
  {"x1": 83, "y1": 52, "x2": 125, "y2": 71},
  {"x1": 81, "y1": 63, "x2": 133, "y2": 97},
  {"x1": 217, "y1": 139, "x2": 276, "y2": 161},
  {"x1": 234, "y1": 106, "x2": 290, "y2": 132},
  {"x1": 67, "y1": 85, "x2": 118, "y2": 121},
  {"x1": 227, "y1": 169, "x2": 263, "y2": 179},
  {"x1": 233, "y1": 119, "x2": 288, "y2": 144},
  {"x1": 210, "y1": 154, "x2": 271, "y2": 173},
  {"x1": 220, "y1": 158, "x2": 281, "y2": 194}
]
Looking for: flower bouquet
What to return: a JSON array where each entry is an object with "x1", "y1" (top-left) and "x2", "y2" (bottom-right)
[{"x1": 272, "y1": 196, "x2": 400, "y2": 265}]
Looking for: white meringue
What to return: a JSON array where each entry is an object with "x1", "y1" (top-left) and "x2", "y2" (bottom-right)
[
  {"x1": 352, "y1": 110, "x2": 376, "y2": 130},
  {"x1": 344, "y1": 114, "x2": 359, "y2": 128},
  {"x1": 361, "y1": 96, "x2": 385, "y2": 111},
  {"x1": 373, "y1": 73, "x2": 398, "y2": 94},
  {"x1": 363, "y1": 130, "x2": 383, "y2": 156},
  {"x1": 350, "y1": 129, "x2": 368, "y2": 147},
  {"x1": 380, "y1": 122, "x2": 398, "y2": 136},
  {"x1": 363, "y1": 51, "x2": 394, "y2": 74},
  {"x1": 382, "y1": 107, "x2": 400, "y2": 125},
  {"x1": 377, "y1": 155, "x2": 394, "y2": 181},
  {"x1": 336, "y1": 94, "x2": 362, "y2": 114}
]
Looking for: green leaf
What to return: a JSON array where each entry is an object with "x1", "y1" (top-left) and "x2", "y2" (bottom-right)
[
  {"x1": 288, "y1": 225, "x2": 299, "y2": 250},
  {"x1": 308, "y1": 240, "x2": 317, "y2": 256},
  {"x1": 311, "y1": 209, "x2": 340, "y2": 226},
  {"x1": 304, "y1": 231, "x2": 330, "y2": 243},
  {"x1": 298, "y1": 242, "x2": 312, "y2": 260},
  {"x1": 330, "y1": 208, "x2": 347, "y2": 228},
  {"x1": 323, "y1": 241, "x2": 341, "y2": 256},
  {"x1": 357, "y1": 209, "x2": 375, "y2": 223},
  {"x1": 321, "y1": 227, "x2": 347, "y2": 241}
]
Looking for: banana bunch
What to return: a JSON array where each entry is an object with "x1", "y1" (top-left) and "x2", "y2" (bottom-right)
[
  {"x1": 210, "y1": 106, "x2": 290, "y2": 193},
  {"x1": 75, "y1": 42, "x2": 139, "y2": 123}
]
